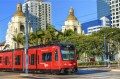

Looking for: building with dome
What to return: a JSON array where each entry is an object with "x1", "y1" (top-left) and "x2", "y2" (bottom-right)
[
  {"x1": 62, "y1": 7, "x2": 82, "y2": 34},
  {"x1": 3, "y1": 3, "x2": 31, "y2": 50}
]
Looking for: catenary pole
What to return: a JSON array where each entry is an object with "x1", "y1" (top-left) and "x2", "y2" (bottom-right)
[{"x1": 25, "y1": 4, "x2": 29, "y2": 74}]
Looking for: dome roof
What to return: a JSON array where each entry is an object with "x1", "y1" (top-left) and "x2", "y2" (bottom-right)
[
  {"x1": 13, "y1": 11, "x2": 25, "y2": 16},
  {"x1": 66, "y1": 15, "x2": 77, "y2": 21},
  {"x1": 13, "y1": 3, "x2": 25, "y2": 17},
  {"x1": 66, "y1": 7, "x2": 77, "y2": 21}
]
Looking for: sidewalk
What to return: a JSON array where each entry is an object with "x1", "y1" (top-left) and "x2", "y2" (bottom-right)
[
  {"x1": 110, "y1": 67, "x2": 120, "y2": 72},
  {"x1": 79, "y1": 66, "x2": 120, "y2": 72}
]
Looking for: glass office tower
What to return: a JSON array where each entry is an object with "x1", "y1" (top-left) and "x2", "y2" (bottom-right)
[{"x1": 97, "y1": 0, "x2": 110, "y2": 19}]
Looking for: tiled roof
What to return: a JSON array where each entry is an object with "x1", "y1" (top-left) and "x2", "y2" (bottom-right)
[{"x1": 0, "y1": 41, "x2": 5, "y2": 46}]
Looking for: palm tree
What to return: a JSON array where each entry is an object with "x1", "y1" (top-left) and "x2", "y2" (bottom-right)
[
  {"x1": 13, "y1": 33, "x2": 25, "y2": 48},
  {"x1": 35, "y1": 28, "x2": 44, "y2": 45},
  {"x1": 43, "y1": 25, "x2": 57, "y2": 44}
]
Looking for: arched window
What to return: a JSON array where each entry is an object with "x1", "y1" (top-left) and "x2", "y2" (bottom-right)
[
  {"x1": 16, "y1": 28, "x2": 17, "y2": 33},
  {"x1": 74, "y1": 28, "x2": 77, "y2": 34},
  {"x1": 20, "y1": 25, "x2": 24, "y2": 33}
]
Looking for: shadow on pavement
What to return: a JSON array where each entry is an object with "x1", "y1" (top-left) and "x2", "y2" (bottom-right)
[
  {"x1": 21, "y1": 76, "x2": 49, "y2": 79},
  {"x1": 75, "y1": 69, "x2": 109, "y2": 75}
]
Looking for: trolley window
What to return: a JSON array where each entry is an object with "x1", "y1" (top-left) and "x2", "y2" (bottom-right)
[
  {"x1": 15, "y1": 55, "x2": 21, "y2": 65},
  {"x1": 5, "y1": 56, "x2": 9, "y2": 65},
  {"x1": 0, "y1": 57, "x2": 2, "y2": 63},
  {"x1": 55, "y1": 50, "x2": 58, "y2": 61},
  {"x1": 61, "y1": 46, "x2": 75, "y2": 60},
  {"x1": 31, "y1": 54, "x2": 35, "y2": 65},
  {"x1": 42, "y1": 53, "x2": 52, "y2": 62}
]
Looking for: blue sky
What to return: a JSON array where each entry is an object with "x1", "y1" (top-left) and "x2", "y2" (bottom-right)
[{"x1": 0, "y1": 0, "x2": 97, "y2": 42}]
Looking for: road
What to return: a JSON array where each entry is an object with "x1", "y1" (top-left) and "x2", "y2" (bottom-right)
[{"x1": 0, "y1": 68, "x2": 120, "y2": 79}]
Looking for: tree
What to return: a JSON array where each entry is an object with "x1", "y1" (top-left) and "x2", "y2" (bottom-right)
[
  {"x1": 13, "y1": 33, "x2": 25, "y2": 48},
  {"x1": 92, "y1": 27, "x2": 120, "y2": 60}
]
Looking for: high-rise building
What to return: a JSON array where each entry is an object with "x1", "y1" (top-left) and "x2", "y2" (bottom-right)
[
  {"x1": 110, "y1": 0, "x2": 120, "y2": 28},
  {"x1": 81, "y1": 0, "x2": 111, "y2": 34},
  {"x1": 23, "y1": 0, "x2": 52, "y2": 32},
  {"x1": 97, "y1": 0, "x2": 110, "y2": 19}
]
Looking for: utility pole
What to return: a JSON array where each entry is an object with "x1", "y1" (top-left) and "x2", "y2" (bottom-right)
[{"x1": 25, "y1": 4, "x2": 29, "y2": 74}]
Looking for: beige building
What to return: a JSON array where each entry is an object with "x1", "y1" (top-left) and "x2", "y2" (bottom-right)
[
  {"x1": 3, "y1": 3, "x2": 29, "y2": 50},
  {"x1": 62, "y1": 7, "x2": 82, "y2": 34}
]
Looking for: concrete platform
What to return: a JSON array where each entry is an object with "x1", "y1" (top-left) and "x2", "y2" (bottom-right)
[
  {"x1": 20, "y1": 73, "x2": 33, "y2": 76},
  {"x1": 111, "y1": 69, "x2": 120, "y2": 72}
]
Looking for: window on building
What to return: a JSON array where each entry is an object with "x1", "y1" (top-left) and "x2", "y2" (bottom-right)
[
  {"x1": 117, "y1": 20, "x2": 119, "y2": 22},
  {"x1": 113, "y1": 17, "x2": 115, "y2": 19},
  {"x1": 116, "y1": 4, "x2": 118, "y2": 7},
  {"x1": 42, "y1": 53, "x2": 52, "y2": 62},
  {"x1": 15, "y1": 28, "x2": 17, "y2": 33},
  {"x1": 112, "y1": 1, "x2": 114, "y2": 4},
  {"x1": 113, "y1": 13, "x2": 115, "y2": 15},
  {"x1": 112, "y1": 5, "x2": 114, "y2": 7},
  {"x1": 20, "y1": 25, "x2": 24, "y2": 33},
  {"x1": 117, "y1": 24, "x2": 119, "y2": 26},
  {"x1": 112, "y1": 9, "x2": 115, "y2": 11},
  {"x1": 74, "y1": 28, "x2": 77, "y2": 34},
  {"x1": 116, "y1": 0, "x2": 118, "y2": 3},
  {"x1": 113, "y1": 21, "x2": 115, "y2": 23},
  {"x1": 15, "y1": 55, "x2": 21, "y2": 65},
  {"x1": 116, "y1": 16, "x2": 119, "y2": 19},
  {"x1": 116, "y1": 8, "x2": 118, "y2": 11}
]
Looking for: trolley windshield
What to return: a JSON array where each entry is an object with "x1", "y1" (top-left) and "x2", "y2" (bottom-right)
[{"x1": 61, "y1": 45, "x2": 75, "y2": 60}]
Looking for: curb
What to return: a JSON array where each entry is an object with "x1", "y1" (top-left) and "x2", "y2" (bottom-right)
[
  {"x1": 111, "y1": 69, "x2": 120, "y2": 72},
  {"x1": 20, "y1": 74, "x2": 33, "y2": 76}
]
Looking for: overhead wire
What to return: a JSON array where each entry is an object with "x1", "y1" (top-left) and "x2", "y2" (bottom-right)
[
  {"x1": 53, "y1": 12, "x2": 97, "y2": 27},
  {"x1": 0, "y1": 15, "x2": 12, "y2": 23}
]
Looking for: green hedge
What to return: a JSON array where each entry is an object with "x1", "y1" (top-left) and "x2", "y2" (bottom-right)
[
  {"x1": 78, "y1": 61, "x2": 104, "y2": 66},
  {"x1": 77, "y1": 61, "x2": 118, "y2": 67}
]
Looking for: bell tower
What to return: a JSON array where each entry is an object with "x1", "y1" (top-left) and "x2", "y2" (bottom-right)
[
  {"x1": 62, "y1": 7, "x2": 82, "y2": 34},
  {"x1": 4, "y1": 3, "x2": 26, "y2": 50},
  {"x1": 17, "y1": 3, "x2": 22, "y2": 11}
]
